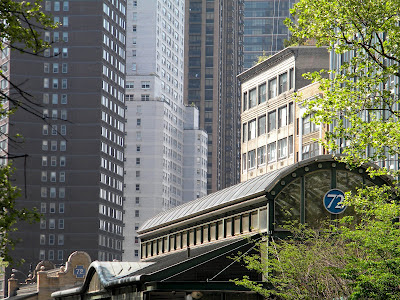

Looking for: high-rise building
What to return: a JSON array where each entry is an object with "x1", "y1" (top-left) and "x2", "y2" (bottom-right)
[
  {"x1": 123, "y1": 0, "x2": 187, "y2": 261},
  {"x1": 184, "y1": 0, "x2": 244, "y2": 193},
  {"x1": 243, "y1": 0, "x2": 295, "y2": 70},
  {"x1": 7, "y1": 0, "x2": 126, "y2": 274}
]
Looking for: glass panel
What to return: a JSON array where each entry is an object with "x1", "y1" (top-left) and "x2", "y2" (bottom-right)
[
  {"x1": 275, "y1": 178, "x2": 301, "y2": 228},
  {"x1": 305, "y1": 170, "x2": 331, "y2": 227}
]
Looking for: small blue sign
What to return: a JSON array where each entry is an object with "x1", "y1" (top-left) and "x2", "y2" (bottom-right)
[
  {"x1": 73, "y1": 265, "x2": 86, "y2": 278},
  {"x1": 323, "y1": 189, "x2": 346, "y2": 214}
]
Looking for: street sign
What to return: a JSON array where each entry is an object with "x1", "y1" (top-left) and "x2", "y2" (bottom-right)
[
  {"x1": 73, "y1": 265, "x2": 86, "y2": 279},
  {"x1": 323, "y1": 189, "x2": 346, "y2": 214}
]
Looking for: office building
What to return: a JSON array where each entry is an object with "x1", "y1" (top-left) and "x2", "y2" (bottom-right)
[
  {"x1": 184, "y1": 0, "x2": 244, "y2": 193},
  {"x1": 123, "y1": 0, "x2": 187, "y2": 261},
  {"x1": 238, "y1": 47, "x2": 329, "y2": 182},
  {"x1": 243, "y1": 0, "x2": 295, "y2": 69},
  {"x1": 7, "y1": 0, "x2": 126, "y2": 276}
]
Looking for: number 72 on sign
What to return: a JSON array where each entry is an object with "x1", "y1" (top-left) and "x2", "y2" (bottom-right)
[{"x1": 323, "y1": 189, "x2": 347, "y2": 214}]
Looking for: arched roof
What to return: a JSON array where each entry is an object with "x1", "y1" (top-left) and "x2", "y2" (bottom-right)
[{"x1": 139, "y1": 155, "x2": 391, "y2": 235}]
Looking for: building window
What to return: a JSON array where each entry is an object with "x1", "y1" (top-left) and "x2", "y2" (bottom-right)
[
  {"x1": 242, "y1": 123, "x2": 247, "y2": 142},
  {"x1": 49, "y1": 219, "x2": 55, "y2": 229},
  {"x1": 40, "y1": 218, "x2": 46, "y2": 229},
  {"x1": 268, "y1": 110, "x2": 276, "y2": 132},
  {"x1": 288, "y1": 102, "x2": 294, "y2": 124},
  {"x1": 302, "y1": 114, "x2": 319, "y2": 135},
  {"x1": 242, "y1": 153, "x2": 246, "y2": 171},
  {"x1": 61, "y1": 125, "x2": 66, "y2": 135},
  {"x1": 61, "y1": 63, "x2": 68, "y2": 74},
  {"x1": 52, "y1": 94, "x2": 58, "y2": 104},
  {"x1": 42, "y1": 125, "x2": 49, "y2": 135},
  {"x1": 51, "y1": 140, "x2": 57, "y2": 151},
  {"x1": 279, "y1": 72, "x2": 288, "y2": 94},
  {"x1": 136, "y1": 171, "x2": 140, "y2": 177},
  {"x1": 59, "y1": 218, "x2": 64, "y2": 229},
  {"x1": 48, "y1": 250, "x2": 54, "y2": 260},
  {"x1": 59, "y1": 187, "x2": 65, "y2": 198},
  {"x1": 242, "y1": 92, "x2": 247, "y2": 111},
  {"x1": 61, "y1": 94, "x2": 67, "y2": 104},
  {"x1": 132, "y1": 25, "x2": 137, "y2": 32},
  {"x1": 268, "y1": 78, "x2": 277, "y2": 99},
  {"x1": 136, "y1": 145, "x2": 141, "y2": 152},
  {"x1": 248, "y1": 119, "x2": 256, "y2": 140},
  {"x1": 141, "y1": 94, "x2": 150, "y2": 101},
  {"x1": 134, "y1": 250, "x2": 139, "y2": 257},
  {"x1": 42, "y1": 140, "x2": 48, "y2": 151},
  {"x1": 141, "y1": 81, "x2": 150, "y2": 89},
  {"x1": 44, "y1": 78, "x2": 49, "y2": 88},
  {"x1": 52, "y1": 79, "x2": 58, "y2": 89},
  {"x1": 59, "y1": 203, "x2": 65, "y2": 213},
  {"x1": 136, "y1": 118, "x2": 141, "y2": 126},
  {"x1": 40, "y1": 250, "x2": 45, "y2": 260},
  {"x1": 50, "y1": 187, "x2": 56, "y2": 198},
  {"x1": 258, "y1": 115, "x2": 266, "y2": 136},
  {"x1": 44, "y1": 63, "x2": 50, "y2": 73},
  {"x1": 247, "y1": 150, "x2": 256, "y2": 169},
  {"x1": 60, "y1": 156, "x2": 66, "y2": 166},
  {"x1": 41, "y1": 187, "x2": 47, "y2": 198},
  {"x1": 289, "y1": 68, "x2": 294, "y2": 90},
  {"x1": 58, "y1": 250, "x2": 64, "y2": 261},
  {"x1": 135, "y1": 210, "x2": 139, "y2": 217},
  {"x1": 51, "y1": 125, "x2": 57, "y2": 135},
  {"x1": 134, "y1": 223, "x2": 139, "y2": 230},
  {"x1": 50, "y1": 203, "x2": 56, "y2": 213},
  {"x1": 277, "y1": 138, "x2": 287, "y2": 160},
  {"x1": 60, "y1": 141, "x2": 66, "y2": 151},
  {"x1": 278, "y1": 106, "x2": 287, "y2": 128},
  {"x1": 62, "y1": 79, "x2": 67, "y2": 89},
  {"x1": 258, "y1": 83, "x2": 266, "y2": 104},
  {"x1": 41, "y1": 171, "x2": 47, "y2": 182},
  {"x1": 63, "y1": 16, "x2": 68, "y2": 26},
  {"x1": 126, "y1": 81, "x2": 134, "y2": 88},
  {"x1": 63, "y1": 1, "x2": 69, "y2": 11},
  {"x1": 60, "y1": 171, "x2": 65, "y2": 182},
  {"x1": 43, "y1": 93, "x2": 49, "y2": 104},
  {"x1": 257, "y1": 146, "x2": 266, "y2": 166},
  {"x1": 51, "y1": 156, "x2": 57, "y2": 166},
  {"x1": 303, "y1": 141, "x2": 319, "y2": 159},
  {"x1": 136, "y1": 158, "x2": 140, "y2": 165},
  {"x1": 58, "y1": 234, "x2": 64, "y2": 245},
  {"x1": 54, "y1": 32, "x2": 59, "y2": 42},
  {"x1": 40, "y1": 234, "x2": 46, "y2": 245},
  {"x1": 135, "y1": 197, "x2": 140, "y2": 204},
  {"x1": 49, "y1": 234, "x2": 55, "y2": 245},
  {"x1": 41, "y1": 203, "x2": 46, "y2": 213},
  {"x1": 288, "y1": 135, "x2": 294, "y2": 155},
  {"x1": 135, "y1": 184, "x2": 140, "y2": 191},
  {"x1": 248, "y1": 88, "x2": 257, "y2": 108},
  {"x1": 267, "y1": 142, "x2": 276, "y2": 162}
]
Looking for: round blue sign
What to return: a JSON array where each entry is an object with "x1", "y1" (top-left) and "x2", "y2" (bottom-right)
[{"x1": 323, "y1": 189, "x2": 346, "y2": 214}]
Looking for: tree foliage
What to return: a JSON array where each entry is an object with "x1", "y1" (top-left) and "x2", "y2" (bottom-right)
[
  {"x1": 284, "y1": 0, "x2": 400, "y2": 176},
  {"x1": 235, "y1": 0, "x2": 400, "y2": 298}
]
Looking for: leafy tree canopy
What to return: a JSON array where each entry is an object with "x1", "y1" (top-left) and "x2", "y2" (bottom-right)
[
  {"x1": 235, "y1": 0, "x2": 400, "y2": 298},
  {"x1": 284, "y1": 0, "x2": 400, "y2": 176}
]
